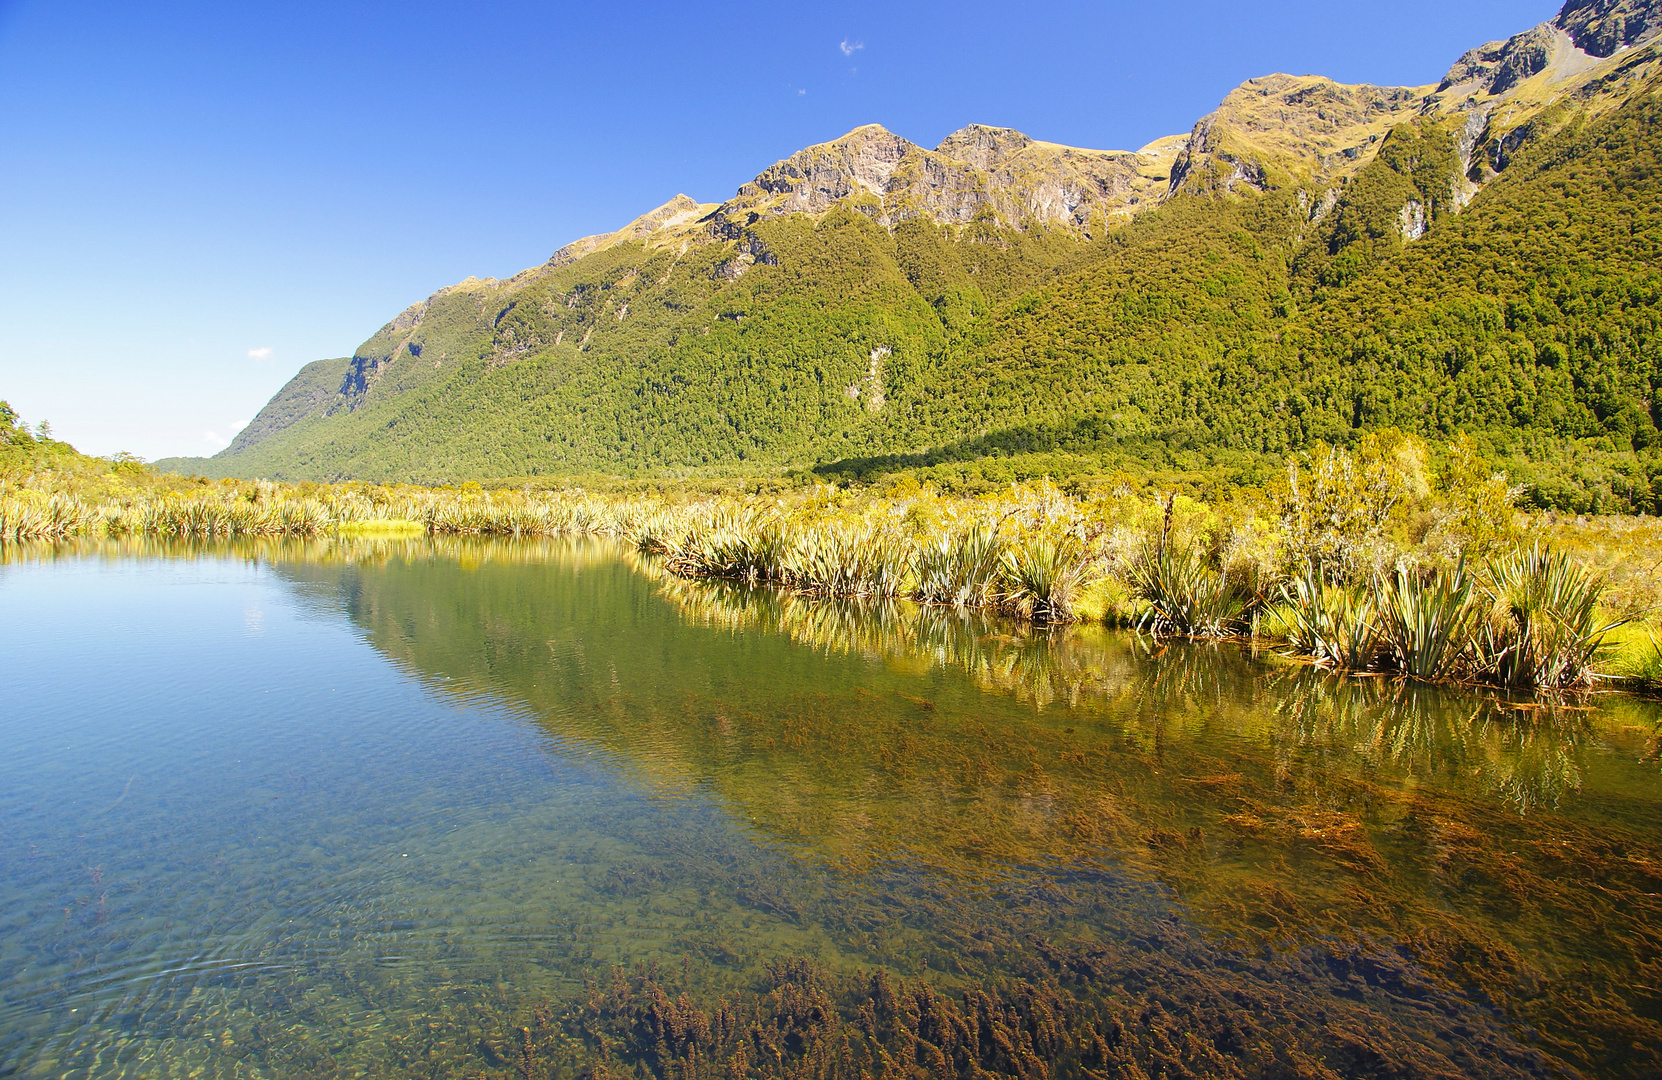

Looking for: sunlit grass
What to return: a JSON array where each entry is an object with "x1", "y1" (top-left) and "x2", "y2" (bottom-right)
[{"x1": 8, "y1": 448, "x2": 1662, "y2": 688}]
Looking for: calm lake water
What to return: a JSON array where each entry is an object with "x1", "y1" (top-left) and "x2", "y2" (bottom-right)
[{"x1": 2, "y1": 537, "x2": 1659, "y2": 1080}]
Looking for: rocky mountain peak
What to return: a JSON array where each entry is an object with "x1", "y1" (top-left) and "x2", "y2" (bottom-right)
[
  {"x1": 626, "y1": 193, "x2": 704, "y2": 234},
  {"x1": 541, "y1": 194, "x2": 715, "y2": 270},
  {"x1": 740, "y1": 125, "x2": 921, "y2": 206},
  {"x1": 1438, "y1": 0, "x2": 1662, "y2": 98},
  {"x1": 934, "y1": 125, "x2": 1037, "y2": 169}
]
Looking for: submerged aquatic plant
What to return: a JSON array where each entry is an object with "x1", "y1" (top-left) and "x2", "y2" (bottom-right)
[{"x1": 1476, "y1": 544, "x2": 1627, "y2": 688}]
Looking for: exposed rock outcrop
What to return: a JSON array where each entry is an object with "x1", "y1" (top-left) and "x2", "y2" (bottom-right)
[
  {"x1": 1559, "y1": 0, "x2": 1662, "y2": 56},
  {"x1": 705, "y1": 123, "x2": 1177, "y2": 236}
]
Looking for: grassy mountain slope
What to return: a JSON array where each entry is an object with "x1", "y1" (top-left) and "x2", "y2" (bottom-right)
[{"x1": 165, "y1": 0, "x2": 1662, "y2": 510}]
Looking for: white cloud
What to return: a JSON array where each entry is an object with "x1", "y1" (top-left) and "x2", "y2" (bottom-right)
[
  {"x1": 204, "y1": 430, "x2": 229, "y2": 448},
  {"x1": 839, "y1": 39, "x2": 863, "y2": 56},
  {"x1": 798, "y1": 88, "x2": 807, "y2": 95},
  {"x1": 247, "y1": 346, "x2": 273, "y2": 361}
]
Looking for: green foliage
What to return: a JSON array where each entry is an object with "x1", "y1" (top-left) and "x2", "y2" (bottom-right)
[
  {"x1": 1372, "y1": 563, "x2": 1483, "y2": 681},
  {"x1": 1476, "y1": 544, "x2": 1627, "y2": 688},
  {"x1": 1295, "y1": 118, "x2": 1461, "y2": 288},
  {"x1": 1276, "y1": 430, "x2": 1428, "y2": 582},
  {"x1": 169, "y1": 78, "x2": 1662, "y2": 521},
  {"x1": 0, "y1": 399, "x2": 86, "y2": 473}
]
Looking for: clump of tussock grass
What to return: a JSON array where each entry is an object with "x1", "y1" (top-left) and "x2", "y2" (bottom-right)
[
  {"x1": 1618, "y1": 634, "x2": 1662, "y2": 693},
  {"x1": 666, "y1": 509, "x2": 791, "y2": 583},
  {"x1": 0, "y1": 493, "x2": 101, "y2": 540},
  {"x1": 1474, "y1": 544, "x2": 1628, "y2": 689},
  {"x1": 1274, "y1": 546, "x2": 1629, "y2": 689},
  {"x1": 1277, "y1": 564, "x2": 1379, "y2": 671},
  {"x1": 633, "y1": 508, "x2": 692, "y2": 555},
  {"x1": 913, "y1": 524, "x2": 1005, "y2": 607},
  {"x1": 101, "y1": 494, "x2": 331, "y2": 538}
]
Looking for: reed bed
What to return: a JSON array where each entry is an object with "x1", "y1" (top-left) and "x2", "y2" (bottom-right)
[{"x1": 4, "y1": 437, "x2": 1658, "y2": 690}]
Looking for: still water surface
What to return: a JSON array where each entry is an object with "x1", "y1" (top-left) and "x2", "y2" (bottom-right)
[{"x1": 1, "y1": 538, "x2": 1659, "y2": 1079}]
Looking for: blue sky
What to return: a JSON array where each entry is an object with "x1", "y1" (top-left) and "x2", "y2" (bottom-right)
[{"x1": 0, "y1": 0, "x2": 1557, "y2": 460}]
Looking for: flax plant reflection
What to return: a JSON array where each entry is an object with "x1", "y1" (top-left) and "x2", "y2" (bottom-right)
[{"x1": 1266, "y1": 669, "x2": 1594, "y2": 814}]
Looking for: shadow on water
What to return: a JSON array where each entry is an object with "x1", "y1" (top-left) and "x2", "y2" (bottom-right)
[{"x1": 3, "y1": 535, "x2": 1660, "y2": 1079}]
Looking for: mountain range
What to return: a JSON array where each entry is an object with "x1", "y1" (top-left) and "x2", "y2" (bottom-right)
[{"x1": 159, "y1": 0, "x2": 1662, "y2": 510}]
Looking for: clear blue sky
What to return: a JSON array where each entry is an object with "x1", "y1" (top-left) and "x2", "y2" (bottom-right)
[{"x1": 0, "y1": 0, "x2": 1558, "y2": 460}]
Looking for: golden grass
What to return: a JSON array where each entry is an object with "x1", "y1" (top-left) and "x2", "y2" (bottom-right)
[{"x1": 7, "y1": 462, "x2": 1662, "y2": 687}]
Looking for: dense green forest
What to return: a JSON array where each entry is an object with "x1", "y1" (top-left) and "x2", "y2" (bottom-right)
[{"x1": 166, "y1": 71, "x2": 1662, "y2": 511}]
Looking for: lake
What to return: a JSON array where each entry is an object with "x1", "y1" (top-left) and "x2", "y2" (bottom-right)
[{"x1": 2, "y1": 537, "x2": 1659, "y2": 1079}]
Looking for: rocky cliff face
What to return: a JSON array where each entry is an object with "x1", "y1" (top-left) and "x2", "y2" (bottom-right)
[
  {"x1": 1559, "y1": 0, "x2": 1662, "y2": 55},
  {"x1": 1168, "y1": 0, "x2": 1662, "y2": 211},
  {"x1": 704, "y1": 123, "x2": 1177, "y2": 236},
  {"x1": 671, "y1": 0, "x2": 1662, "y2": 247}
]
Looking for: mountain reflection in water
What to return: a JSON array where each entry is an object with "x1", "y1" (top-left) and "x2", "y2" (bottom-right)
[{"x1": 1, "y1": 535, "x2": 1658, "y2": 1080}]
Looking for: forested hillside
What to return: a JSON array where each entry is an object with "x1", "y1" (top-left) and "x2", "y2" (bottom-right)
[{"x1": 161, "y1": 0, "x2": 1662, "y2": 510}]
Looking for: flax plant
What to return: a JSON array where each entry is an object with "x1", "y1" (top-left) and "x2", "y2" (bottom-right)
[
  {"x1": 784, "y1": 523, "x2": 909, "y2": 598},
  {"x1": 1278, "y1": 564, "x2": 1380, "y2": 671},
  {"x1": 1371, "y1": 563, "x2": 1481, "y2": 681},
  {"x1": 1475, "y1": 544, "x2": 1627, "y2": 688},
  {"x1": 914, "y1": 524, "x2": 1005, "y2": 607},
  {"x1": 1126, "y1": 537, "x2": 1250, "y2": 637},
  {"x1": 999, "y1": 534, "x2": 1096, "y2": 625}
]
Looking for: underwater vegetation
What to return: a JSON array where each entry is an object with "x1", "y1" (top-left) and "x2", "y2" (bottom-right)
[
  {"x1": 261, "y1": 536, "x2": 1662, "y2": 1080},
  {"x1": 510, "y1": 945, "x2": 1563, "y2": 1080}
]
